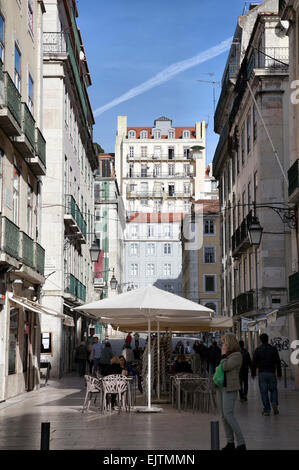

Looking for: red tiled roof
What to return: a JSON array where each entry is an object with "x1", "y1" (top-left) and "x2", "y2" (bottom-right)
[
  {"x1": 126, "y1": 127, "x2": 196, "y2": 139},
  {"x1": 193, "y1": 199, "x2": 219, "y2": 214}
]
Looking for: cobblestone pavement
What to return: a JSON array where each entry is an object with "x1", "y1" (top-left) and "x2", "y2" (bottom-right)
[{"x1": 0, "y1": 374, "x2": 298, "y2": 450}]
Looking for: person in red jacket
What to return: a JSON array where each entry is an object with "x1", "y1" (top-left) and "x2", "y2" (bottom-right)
[{"x1": 125, "y1": 332, "x2": 132, "y2": 345}]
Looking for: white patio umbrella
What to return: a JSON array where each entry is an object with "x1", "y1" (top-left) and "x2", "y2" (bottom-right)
[{"x1": 76, "y1": 286, "x2": 230, "y2": 412}]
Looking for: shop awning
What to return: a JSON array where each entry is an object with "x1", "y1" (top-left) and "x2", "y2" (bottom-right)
[
  {"x1": 8, "y1": 293, "x2": 66, "y2": 319},
  {"x1": 64, "y1": 301, "x2": 98, "y2": 321}
]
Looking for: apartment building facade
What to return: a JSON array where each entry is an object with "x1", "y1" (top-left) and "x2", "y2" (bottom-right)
[
  {"x1": 0, "y1": 0, "x2": 47, "y2": 401},
  {"x1": 124, "y1": 213, "x2": 183, "y2": 295},
  {"x1": 213, "y1": 1, "x2": 291, "y2": 356},
  {"x1": 182, "y1": 200, "x2": 221, "y2": 317},
  {"x1": 278, "y1": 0, "x2": 299, "y2": 388},
  {"x1": 115, "y1": 115, "x2": 207, "y2": 215},
  {"x1": 41, "y1": 0, "x2": 98, "y2": 378}
]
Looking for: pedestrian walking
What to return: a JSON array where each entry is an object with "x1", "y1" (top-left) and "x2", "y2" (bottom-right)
[
  {"x1": 251, "y1": 333, "x2": 282, "y2": 416},
  {"x1": 198, "y1": 340, "x2": 209, "y2": 375},
  {"x1": 239, "y1": 340, "x2": 252, "y2": 402},
  {"x1": 216, "y1": 333, "x2": 246, "y2": 451},
  {"x1": 75, "y1": 341, "x2": 88, "y2": 377},
  {"x1": 209, "y1": 341, "x2": 221, "y2": 374},
  {"x1": 99, "y1": 342, "x2": 114, "y2": 375},
  {"x1": 86, "y1": 334, "x2": 96, "y2": 374},
  {"x1": 89, "y1": 337, "x2": 103, "y2": 375},
  {"x1": 133, "y1": 332, "x2": 140, "y2": 349},
  {"x1": 185, "y1": 341, "x2": 192, "y2": 354},
  {"x1": 122, "y1": 343, "x2": 134, "y2": 366}
]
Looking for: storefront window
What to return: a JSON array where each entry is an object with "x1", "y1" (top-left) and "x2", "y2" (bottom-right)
[
  {"x1": 41, "y1": 332, "x2": 52, "y2": 354},
  {"x1": 8, "y1": 308, "x2": 19, "y2": 375}
]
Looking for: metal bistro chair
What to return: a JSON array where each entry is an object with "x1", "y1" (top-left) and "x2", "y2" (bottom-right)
[
  {"x1": 192, "y1": 377, "x2": 217, "y2": 414},
  {"x1": 173, "y1": 373, "x2": 202, "y2": 411},
  {"x1": 82, "y1": 375, "x2": 103, "y2": 413},
  {"x1": 102, "y1": 375, "x2": 129, "y2": 413}
]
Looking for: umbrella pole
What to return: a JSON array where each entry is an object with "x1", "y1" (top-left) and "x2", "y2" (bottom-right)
[
  {"x1": 157, "y1": 320, "x2": 160, "y2": 399},
  {"x1": 148, "y1": 317, "x2": 151, "y2": 409}
]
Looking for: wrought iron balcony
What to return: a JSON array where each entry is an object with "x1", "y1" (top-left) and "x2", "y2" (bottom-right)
[
  {"x1": 64, "y1": 195, "x2": 87, "y2": 242},
  {"x1": 13, "y1": 103, "x2": 36, "y2": 157},
  {"x1": 25, "y1": 127, "x2": 47, "y2": 176},
  {"x1": 0, "y1": 64, "x2": 22, "y2": 136},
  {"x1": 20, "y1": 232, "x2": 35, "y2": 269},
  {"x1": 126, "y1": 172, "x2": 194, "y2": 179},
  {"x1": 64, "y1": 273, "x2": 86, "y2": 302},
  {"x1": 289, "y1": 272, "x2": 299, "y2": 302},
  {"x1": 231, "y1": 211, "x2": 253, "y2": 258},
  {"x1": 34, "y1": 242, "x2": 45, "y2": 276},
  {"x1": 127, "y1": 154, "x2": 194, "y2": 162},
  {"x1": 232, "y1": 291, "x2": 255, "y2": 316},
  {"x1": 0, "y1": 217, "x2": 20, "y2": 261},
  {"x1": 94, "y1": 191, "x2": 119, "y2": 204},
  {"x1": 288, "y1": 159, "x2": 299, "y2": 203}
]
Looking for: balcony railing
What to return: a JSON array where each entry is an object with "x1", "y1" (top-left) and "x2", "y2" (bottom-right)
[
  {"x1": 0, "y1": 66, "x2": 22, "y2": 135},
  {"x1": 0, "y1": 217, "x2": 20, "y2": 260},
  {"x1": 64, "y1": 194, "x2": 87, "y2": 239},
  {"x1": 289, "y1": 272, "x2": 299, "y2": 302},
  {"x1": 126, "y1": 190, "x2": 192, "y2": 198},
  {"x1": 126, "y1": 172, "x2": 194, "y2": 179},
  {"x1": 232, "y1": 211, "x2": 253, "y2": 257},
  {"x1": 20, "y1": 232, "x2": 35, "y2": 269},
  {"x1": 35, "y1": 243, "x2": 45, "y2": 276},
  {"x1": 23, "y1": 103, "x2": 35, "y2": 149},
  {"x1": 64, "y1": 273, "x2": 86, "y2": 301},
  {"x1": 232, "y1": 291, "x2": 255, "y2": 316},
  {"x1": 94, "y1": 191, "x2": 119, "y2": 203},
  {"x1": 127, "y1": 154, "x2": 194, "y2": 162},
  {"x1": 258, "y1": 47, "x2": 289, "y2": 70},
  {"x1": 35, "y1": 128, "x2": 46, "y2": 167},
  {"x1": 288, "y1": 159, "x2": 299, "y2": 202}
]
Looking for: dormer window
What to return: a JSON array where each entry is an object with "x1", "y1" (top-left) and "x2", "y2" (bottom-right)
[
  {"x1": 168, "y1": 129, "x2": 175, "y2": 139},
  {"x1": 182, "y1": 130, "x2": 190, "y2": 139},
  {"x1": 153, "y1": 129, "x2": 161, "y2": 139},
  {"x1": 140, "y1": 130, "x2": 148, "y2": 139},
  {"x1": 128, "y1": 130, "x2": 136, "y2": 139}
]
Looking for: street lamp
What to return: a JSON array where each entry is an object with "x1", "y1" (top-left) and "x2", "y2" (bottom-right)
[
  {"x1": 89, "y1": 239, "x2": 101, "y2": 263},
  {"x1": 248, "y1": 215, "x2": 263, "y2": 247},
  {"x1": 110, "y1": 269, "x2": 118, "y2": 290}
]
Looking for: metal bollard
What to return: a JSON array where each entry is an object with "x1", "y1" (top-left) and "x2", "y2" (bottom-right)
[
  {"x1": 40, "y1": 422, "x2": 50, "y2": 450},
  {"x1": 210, "y1": 420, "x2": 220, "y2": 450}
]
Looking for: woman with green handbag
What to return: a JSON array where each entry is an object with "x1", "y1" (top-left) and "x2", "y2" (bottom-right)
[{"x1": 214, "y1": 333, "x2": 246, "y2": 451}]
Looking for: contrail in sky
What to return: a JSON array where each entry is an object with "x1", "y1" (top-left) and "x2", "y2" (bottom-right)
[{"x1": 93, "y1": 37, "x2": 233, "y2": 117}]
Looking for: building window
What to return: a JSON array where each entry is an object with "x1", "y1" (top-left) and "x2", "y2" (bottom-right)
[
  {"x1": 205, "y1": 302, "x2": 217, "y2": 314},
  {"x1": 243, "y1": 257, "x2": 247, "y2": 292},
  {"x1": 168, "y1": 184, "x2": 175, "y2": 197},
  {"x1": 163, "y1": 263, "x2": 172, "y2": 277},
  {"x1": 0, "y1": 14, "x2": 4, "y2": 62},
  {"x1": 27, "y1": 185, "x2": 33, "y2": 237},
  {"x1": 168, "y1": 130, "x2": 175, "y2": 139},
  {"x1": 164, "y1": 243, "x2": 172, "y2": 255},
  {"x1": 168, "y1": 165, "x2": 175, "y2": 176},
  {"x1": 147, "y1": 224, "x2": 155, "y2": 237},
  {"x1": 130, "y1": 243, "x2": 138, "y2": 256},
  {"x1": 204, "y1": 274, "x2": 216, "y2": 293},
  {"x1": 146, "y1": 263, "x2": 155, "y2": 277},
  {"x1": 254, "y1": 171, "x2": 258, "y2": 204},
  {"x1": 247, "y1": 112, "x2": 251, "y2": 154},
  {"x1": 184, "y1": 147, "x2": 190, "y2": 159},
  {"x1": 8, "y1": 309, "x2": 19, "y2": 375},
  {"x1": 248, "y1": 180, "x2": 252, "y2": 208},
  {"x1": 140, "y1": 130, "x2": 148, "y2": 139},
  {"x1": 141, "y1": 146, "x2": 147, "y2": 158},
  {"x1": 183, "y1": 130, "x2": 190, "y2": 139},
  {"x1": 184, "y1": 183, "x2": 191, "y2": 196},
  {"x1": 14, "y1": 44, "x2": 21, "y2": 92},
  {"x1": 141, "y1": 164, "x2": 147, "y2": 177},
  {"x1": 131, "y1": 224, "x2": 139, "y2": 238},
  {"x1": 253, "y1": 105, "x2": 257, "y2": 141},
  {"x1": 153, "y1": 165, "x2": 161, "y2": 177},
  {"x1": 141, "y1": 199, "x2": 149, "y2": 207},
  {"x1": 153, "y1": 146, "x2": 161, "y2": 159},
  {"x1": 204, "y1": 219, "x2": 215, "y2": 235},
  {"x1": 164, "y1": 284, "x2": 173, "y2": 291},
  {"x1": 204, "y1": 246, "x2": 216, "y2": 264},
  {"x1": 28, "y1": 0, "x2": 34, "y2": 35},
  {"x1": 164, "y1": 224, "x2": 173, "y2": 238},
  {"x1": 168, "y1": 147, "x2": 175, "y2": 160},
  {"x1": 153, "y1": 129, "x2": 161, "y2": 139},
  {"x1": 184, "y1": 200, "x2": 190, "y2": 212},
  {"x1": 13, "y1": 167, "x2": 20, "y2": 226},
  {"x1": 28, "y1": 74, "x2": 33, "y2": 113},
  {"x1": 129, "y1": 146, "x2": 134, "y2": 158},
  {"x1": 154, "y1": 200, "x2": 162, "y2": 212},
  {"x1": 146, "y1": 243, "x2": 155, "y2": 256},
  {"x1": 128, "y1": 130, "x2": 136, "y2": 138},
  {"x1": 241, "y1": 126, "x2": 245, "y2": 165},
  {"x1": 184, "y1": 164, "x2": 191, "y2": 176},
  {"x1": 130, "y1": 264, "x2": 138, "y2": 277}
]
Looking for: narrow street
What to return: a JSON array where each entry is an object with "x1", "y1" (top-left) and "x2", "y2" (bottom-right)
[{"x1": 0, "y1": 374, "x2": 298, "y2": 450}]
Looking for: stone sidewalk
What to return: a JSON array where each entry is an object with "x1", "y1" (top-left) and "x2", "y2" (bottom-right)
[{"x1": 0, "y1": 374, "x2": 298, "y2": 450}]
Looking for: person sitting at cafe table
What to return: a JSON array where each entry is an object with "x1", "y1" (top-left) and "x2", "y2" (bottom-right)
[{"x1": 174, "y1": 354, "x2": 192, "y2": 373}]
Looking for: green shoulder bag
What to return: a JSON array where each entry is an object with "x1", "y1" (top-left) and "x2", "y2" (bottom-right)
[{"x1": 213, "y1": 360, "x2": 225, "y2": 388}]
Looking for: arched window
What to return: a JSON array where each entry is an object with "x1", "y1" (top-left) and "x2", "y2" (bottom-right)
[
  {"x1": 182, "y1": 130, "x2": 190, "y2": 139},
  {"x1": 153, "y1": 129, "x2": 161, "y2": 139},
  {"x1": 140, "y1": 130, "x2": 148, "y2": 139},
  {"x1": 128, "y1": 130, "x2": 136, "y2": 139},
  {"x1": 168, "y1": 129, "x2": 175, "y2": 139}
]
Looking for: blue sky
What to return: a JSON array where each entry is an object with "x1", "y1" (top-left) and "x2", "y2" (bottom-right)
[{"x1": 77, "y1": 0, "x2": 249, "y2": 163}]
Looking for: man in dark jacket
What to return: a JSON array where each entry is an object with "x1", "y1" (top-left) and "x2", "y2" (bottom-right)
[
  {"x1": 239, "y1": 340, "x2": 252, "y2": 402},
  {"x1": 209, "y1": 341, "x2": 221, "y2": 374},
  {"x1": 252, "y1": 333, "x2": 282, "y2": 416}
]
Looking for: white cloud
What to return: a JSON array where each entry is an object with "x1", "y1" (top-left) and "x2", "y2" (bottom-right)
[{"x1": 93, "y1": 37, "x2": 233, "y2": 116}]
